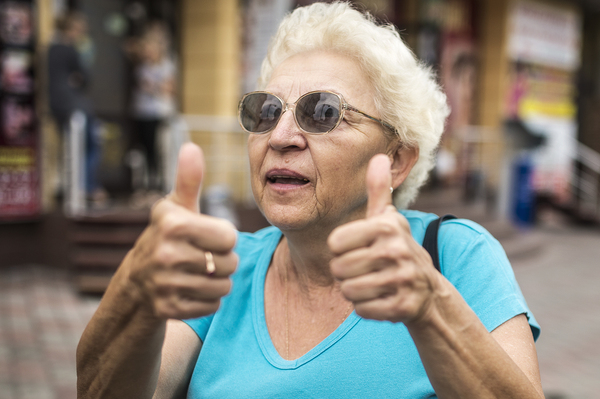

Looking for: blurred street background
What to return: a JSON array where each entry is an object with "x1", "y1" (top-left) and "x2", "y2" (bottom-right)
[{"x1": 0, "y1": 0, "x2": 599, "y2": 398}]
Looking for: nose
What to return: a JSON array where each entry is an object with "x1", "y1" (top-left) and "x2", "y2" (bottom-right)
[{"x1": 268, "y1": 103, "x2": 307, "y2": 151}]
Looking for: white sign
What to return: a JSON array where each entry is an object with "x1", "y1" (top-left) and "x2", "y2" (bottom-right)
[
  {"x1": 242, "y1": 0, "x2": 293, "y2": 94},
  {"x1": 508, "y1": 0, "x2": 581, "y2": 71}
]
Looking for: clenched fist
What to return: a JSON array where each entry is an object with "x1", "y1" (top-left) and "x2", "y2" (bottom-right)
[
  {"x1": 126, "y1": 143, "x2": 239, "y2": 319},
  {"x1": 328, "y1": 154, "x2": 442, "y2": 324}
]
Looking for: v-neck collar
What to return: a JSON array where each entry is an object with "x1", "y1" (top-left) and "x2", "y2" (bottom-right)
[{"x1": 251, "y1": 229, "x2": 360, "y2": 370}]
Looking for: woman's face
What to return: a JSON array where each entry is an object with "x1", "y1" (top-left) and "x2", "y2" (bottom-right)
[
  {"x1": 248, "y1": 50, "x2": 394, "y2": 232},
  {"x1": 142, "y1": 39, "x2": 162, "y2": 63}
]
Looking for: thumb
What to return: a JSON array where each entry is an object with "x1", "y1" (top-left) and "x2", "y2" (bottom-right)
[
  {"x1": 169, "y1": 142, "x2": 205, "y2": 213},
  {"x1": 366, "y1": 154, "x2": 393, "y2": 218}
]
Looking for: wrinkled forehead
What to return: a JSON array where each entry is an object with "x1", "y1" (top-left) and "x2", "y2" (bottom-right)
[{"x1": 265, "y1": 50, "x2": 377, "y2": 107}]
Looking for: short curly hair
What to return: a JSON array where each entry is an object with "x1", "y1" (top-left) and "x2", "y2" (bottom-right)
[{"x1": 258, "y1": 1, "x2": 449, "y2": 208}]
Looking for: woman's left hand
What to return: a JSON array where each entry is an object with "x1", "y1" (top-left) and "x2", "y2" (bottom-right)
[{"x1": 328, "y1": 155, "x2": 443, "y2": 324}]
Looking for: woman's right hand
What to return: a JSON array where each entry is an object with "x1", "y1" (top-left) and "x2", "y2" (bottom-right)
[{"x1": 124, "y1": 142, "x2": 238, "y2": 320}]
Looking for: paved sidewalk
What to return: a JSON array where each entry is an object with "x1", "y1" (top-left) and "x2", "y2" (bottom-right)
[
  {"x1": 0, "y1": 266, "x2": 100, "y2": 399},
  {"x1": 511, "y1": 222, "x2": 600, "y2": 399}
]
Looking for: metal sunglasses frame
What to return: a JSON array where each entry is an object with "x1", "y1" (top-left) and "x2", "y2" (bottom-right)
[{"x1": 237, "y1": 90, "x2": 397, "y2": 135}]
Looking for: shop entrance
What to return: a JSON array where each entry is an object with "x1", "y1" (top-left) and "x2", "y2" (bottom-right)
[{"x1": 56, "y1": 0, "x2": 180, "y2": 203}]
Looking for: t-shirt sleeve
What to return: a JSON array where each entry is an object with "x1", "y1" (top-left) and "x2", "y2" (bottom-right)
[{"x1": 438, "y1": 219, "x2": 540, "y2": 340}]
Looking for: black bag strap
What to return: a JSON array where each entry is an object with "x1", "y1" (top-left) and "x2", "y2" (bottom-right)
[{"x1": 422, "y1": 214, "x2": 457, "y2": 273}]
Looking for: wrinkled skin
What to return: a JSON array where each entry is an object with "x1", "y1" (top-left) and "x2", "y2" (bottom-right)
[{"x1": 125, "y1": 143, "x2": 239, "y2": 320}]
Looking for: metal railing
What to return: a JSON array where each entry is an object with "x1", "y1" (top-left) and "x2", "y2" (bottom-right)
[
  {"x1": 63, "y1": 111, "x2": 87, "y2": 217},
  {"x1": 571, "y1": 142, "x2": 600, "y2": 219},
  {"x1": 160, "y1": 115, "x2": 190, "y2": 193},
  {"x1": 63, "y1": 112, "x2": 191, "y2": 216}
]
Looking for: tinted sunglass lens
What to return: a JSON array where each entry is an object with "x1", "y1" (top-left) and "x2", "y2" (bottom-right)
[
  {"x1": 296, "y1": 92, "x2": 341, "y2": 133},
  {"x1": 240, "y1": 93, "x2": 282, "y2": 133}
]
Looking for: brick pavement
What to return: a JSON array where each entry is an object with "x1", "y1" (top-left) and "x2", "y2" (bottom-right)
[
  {"x1": 0, "y1": 221, "x2": 599, "y2": 398},
  {"x1": 0, "y1": 265, "x2": 100, "y2": 399}
]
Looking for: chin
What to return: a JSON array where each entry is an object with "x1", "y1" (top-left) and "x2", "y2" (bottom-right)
[
  {"x1": 261, "y1": 208, "x2": 313, "y2": 232},
  {"x1": 253, "y1": 190, "x2": 313, "y2": 231}
]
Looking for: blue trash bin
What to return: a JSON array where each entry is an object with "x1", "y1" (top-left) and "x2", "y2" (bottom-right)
[{"x1": 512, "y1": 154, "x2": 535, "y2": 226}]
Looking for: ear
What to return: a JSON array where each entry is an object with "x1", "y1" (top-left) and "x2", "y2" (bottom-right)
[{"x1": 388, "y1": 141, "x2": 419, "y2": 190}]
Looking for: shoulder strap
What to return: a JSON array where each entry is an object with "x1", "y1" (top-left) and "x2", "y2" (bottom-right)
[{"x1": 422, "y1": 214, "x2": 457, "y2": 273}]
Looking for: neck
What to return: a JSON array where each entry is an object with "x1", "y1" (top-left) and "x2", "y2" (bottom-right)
[
  {"x1": 274, "y1": 204, "x2": 368, "y2": 289},
  {"x1": 276, "y1": 227, "x2": 336, "y2": 290},
  {"x1": 268, "y1": 224, "x2": 355, "y2": 360}
]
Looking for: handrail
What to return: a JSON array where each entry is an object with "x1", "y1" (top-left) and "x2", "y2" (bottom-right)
[
  {"x1": 576, "y1": 143, "x2": 600, "y2": 174},
  {"x1": 63, "y1": 111, "x2": 87, "y2": 217},
  {"x1": 571, "y1": 142, "x2": 600, "y2": 219},
  {"x1": 160, "y1": 116, "x2": 190, "y2": 193}
]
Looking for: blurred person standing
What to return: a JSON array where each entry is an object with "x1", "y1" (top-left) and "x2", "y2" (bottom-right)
[
  {"x1": 47, "y1": 12, "x2": 107, "y2": 206},
  {"x1": 130, "y1": 22, "x2": 176, "y2": 205}
]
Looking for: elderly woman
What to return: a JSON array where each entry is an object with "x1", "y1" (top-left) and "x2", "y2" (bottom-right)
[{"x1": 77, "y1": 3, "x2": 543, "y2": 398}]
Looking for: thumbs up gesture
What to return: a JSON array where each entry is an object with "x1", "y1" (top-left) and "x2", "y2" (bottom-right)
[
  {"x1": 328, "y1": 154, "x2": 440, "y2": 324},
  {"x1": 126, "y1": 143, "x2": 238, "y2": 320}
]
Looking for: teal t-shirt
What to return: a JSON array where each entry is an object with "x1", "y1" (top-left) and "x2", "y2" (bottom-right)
[{"x1": 183, "y1": 210, "x2": 540, "y2": 398}]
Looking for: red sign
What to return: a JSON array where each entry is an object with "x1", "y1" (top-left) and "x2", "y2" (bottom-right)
[{"x1": 0, "y1": 0, "x2": 40, "y2": 221}]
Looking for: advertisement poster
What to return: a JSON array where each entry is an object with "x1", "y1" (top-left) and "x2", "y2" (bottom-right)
[
  {"x1": 0, "y1": 0, "x2": 40, "y2": 220},
  {"x1": 421, "y1": 0, "x2": 477, "y2": 185},
  {"x1": 506, "y1": 0, "x2": 581, "y2": 204},
  {"x1": 505, "y1": 63, "x2": 577, "y2": 203}
]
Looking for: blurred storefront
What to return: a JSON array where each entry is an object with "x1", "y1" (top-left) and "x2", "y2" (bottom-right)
[
  {"x1": 397, "y1": 0, "x2": 483, "y2": 193},
  {"x1": 3, "y1": 0, "x2": 599, "y2": 218},
  {"x1": 37, "y1": 0, "x2": 182, "y2": 210},
  {"x1": 21, "y1": 0, "x2": 593, "y2": 220},
  {"x1": 504, "y1": 0, "x2": 581, "y2": 209},
  {"x1": 0, "y1": 0, "x2": 40, "y2": 221},
  {"x1": 3, "y1": 0, "x2": 600, "y2": 270},
  {"x1": 395, "y1": 0, "x2": 596, "y2": 223},
  {"x1": 576, "y1": 1, "x2": 600, "y2": 220}
]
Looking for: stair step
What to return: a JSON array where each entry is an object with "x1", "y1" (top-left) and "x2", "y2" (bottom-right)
[
  {"x1": 71, "y1": 249, "x2": 128, "y2": 270},
  {"x1": 70, "y1": 228, "x2": 144, "y2": 245},
  {"x1": 65, "y1": 209, "x2": 151, "y2": 295},
  {"x1": 70, "y1": 210, "x2": 150, "y2": 225},
  {"x1": 75, "y1": 273, "x2": 114, "y2": 294}
]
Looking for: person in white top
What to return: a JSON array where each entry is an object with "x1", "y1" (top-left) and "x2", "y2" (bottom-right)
[{"x1": 131, "y1": 22, "x2": 175, "y2": 193}]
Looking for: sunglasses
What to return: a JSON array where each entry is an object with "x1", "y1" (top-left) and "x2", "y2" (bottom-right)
[{"x1": 237, "y1": 90, "x2": 396, "y2": 135}]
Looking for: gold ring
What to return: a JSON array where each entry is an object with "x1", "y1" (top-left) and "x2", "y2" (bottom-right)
[{"x1": 205, "y1": 251, "x2": 216, "y2": 275}]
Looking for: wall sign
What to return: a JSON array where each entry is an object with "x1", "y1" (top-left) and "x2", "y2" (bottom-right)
[
  {"x1": 0, "y1": 0, "x2": 40, "y2": 220},
  {"x1": 508, "y1": 0, "x2": 581, "y2": 71}
]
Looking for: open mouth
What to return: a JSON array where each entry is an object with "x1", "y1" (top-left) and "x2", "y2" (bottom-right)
[
  {"x1": 267, "y1": 175, "x2": 310, "y2": 185},
  {"x1": 266, "y1": 169, "x2": 310, "y2": 186}
]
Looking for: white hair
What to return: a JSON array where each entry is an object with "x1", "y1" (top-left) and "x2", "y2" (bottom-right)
[{"x1": 258, "y1": 1, "x2": 450, "y2": 208}]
